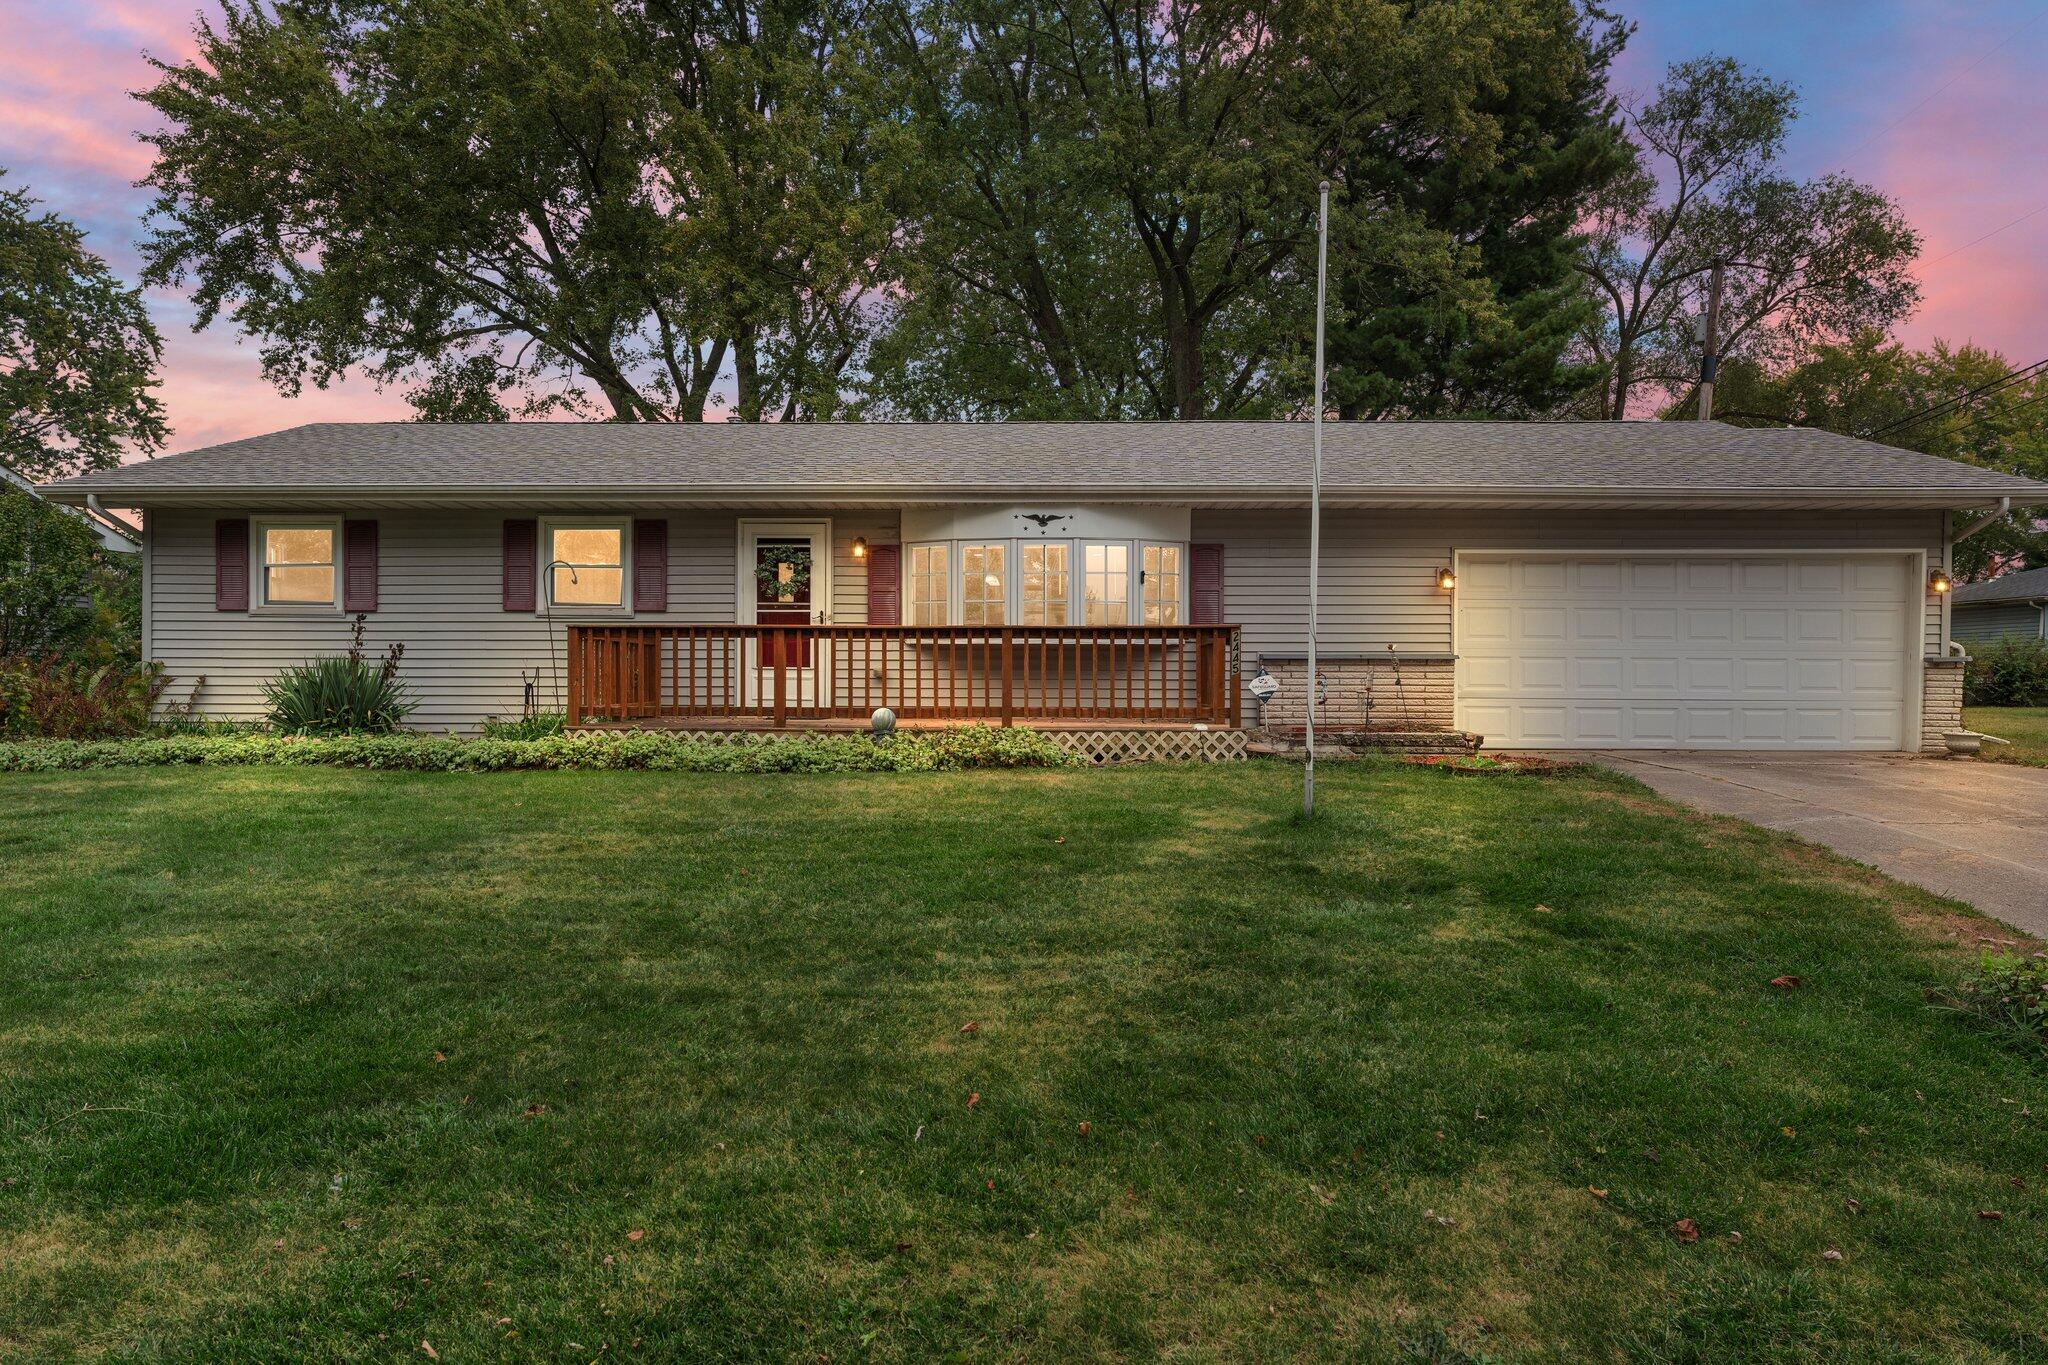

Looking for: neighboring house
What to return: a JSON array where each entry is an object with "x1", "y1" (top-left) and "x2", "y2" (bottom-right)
[
  {"x1": 38, "y1": 420, "x2": 2048, "y2": 753},
  {"x1": 1950, "y1": 567, "x2": 2048, "y2": 647},
  {"x1": 2, "y1": 465, "x2": 140, "y2": 554}
]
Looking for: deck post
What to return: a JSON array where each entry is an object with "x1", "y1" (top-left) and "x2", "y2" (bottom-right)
[
  {"x1": 565, "y1": 626, "x2": 583, "y2": 727},
  {"x1": 772, "y1": 629, "x2": 788, "y2": 727},
  {"x1": 1000, "y1": 628, "x2": 1014, "y2": 726}
]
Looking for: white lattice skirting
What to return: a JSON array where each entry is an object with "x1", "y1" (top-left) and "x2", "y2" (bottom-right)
[
  {"x1": 628, "y1": 727, "x2": 1249, "y2": 764},
  {"x1": 1042, "y1": 729, "x2": 1250, "y2": 765}
]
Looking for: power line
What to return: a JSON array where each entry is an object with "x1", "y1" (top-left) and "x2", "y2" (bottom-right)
[
  {"x1": 1922, "y1": 200, "x2": 2048, "y2": 266},
  {"x1": 1862, "y1": 356, "x2": 2048, "y2": 438},
  {"x1": 1946, "y1": 384, "x2": 2048, "y2": 437},
  {"x1": 1830, "y1": 9, "x2": 2045, "y2": 173}
]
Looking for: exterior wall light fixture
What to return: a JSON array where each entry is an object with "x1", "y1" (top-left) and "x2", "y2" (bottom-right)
[
  {"x1": 1928, "y1": 569, "x2": 1953, "y2": 595},
  {"x1": 1436, "y1": 567, "x2": 1457, "y2": 592}
]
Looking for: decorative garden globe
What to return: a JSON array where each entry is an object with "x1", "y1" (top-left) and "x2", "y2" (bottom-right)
[{"x1": 871, "y1": 706, "x2": 897, "y2": 736}]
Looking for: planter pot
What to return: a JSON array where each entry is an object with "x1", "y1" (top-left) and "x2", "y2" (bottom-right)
[{"x1": 1943, "y1": 731, "x2": 1982, "y2": 756}]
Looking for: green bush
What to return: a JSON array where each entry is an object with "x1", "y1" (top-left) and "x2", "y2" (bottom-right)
[
  {"x1": 479, "y1": 712, "x2": 567, "y2": 739},
  {"x1": 0, "y1": 657, "x2": 170, "y2": 738},
  {"x1": 1935, "y1": 950, "x2": 2048, "y2": 1059},
  {"x1": 0, "y1": 725, "x2": 1081, "y2": 774},
  {"x1": 264, "y1": 616, "x2": 413, "y2": 734},
  {"x1": 1964, "y1": 637, "x2": 2048, "y2": 708}
]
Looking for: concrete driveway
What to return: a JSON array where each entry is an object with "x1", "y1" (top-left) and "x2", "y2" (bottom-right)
[{"x1": 1589, "y1": 751, "x2": 2048, "y2": 938}]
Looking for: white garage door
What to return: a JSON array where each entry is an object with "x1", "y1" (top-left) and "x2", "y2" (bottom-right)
[{"x1": 1455, "y1": 554, "x2": 1916, "y2": 750}]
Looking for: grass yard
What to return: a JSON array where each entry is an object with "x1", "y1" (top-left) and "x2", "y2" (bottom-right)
[
  {"x1": 1965, "y1": 706, "x2": 2048, "y2": 766},
  {"x1": 2, "y1": 761, "x2": 2045, "y2": 1361}
]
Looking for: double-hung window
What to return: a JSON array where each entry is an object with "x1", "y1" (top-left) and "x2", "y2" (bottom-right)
[
  {"x1": 1142, "y1": 543, "x2": 1182, "y2": 625},
  {"x1": 545, "y1": 521, "x2": 627, "y2": 609},
  {"x1": 908, "y1": 544, "x2": 949, "y2": 625},
  {"x1": 257, "y1": 520, "x2": 339, "y2": 607}
]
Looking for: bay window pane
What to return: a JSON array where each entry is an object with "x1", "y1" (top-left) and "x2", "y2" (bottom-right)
[
  {"x1": 1143, "y1": 543, "x2": 1182, "y2": 625},
  {"x1": 1083, "y1": 543, "x2": 1128, "y2": 625},
  {"x1": 1020, "y1": 543, "x2": 1070, "y2": 625},
  {"x1": 962, "y1": 544, "x2": 1005, "y2": 625},
  {"x1": 909, "y1": 544, "x2": 948, "y2": 625}
]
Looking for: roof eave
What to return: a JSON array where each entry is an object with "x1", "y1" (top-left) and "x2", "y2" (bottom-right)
[{"x1": 38, "y1": 481, "x2": 2047, "y2": 511}]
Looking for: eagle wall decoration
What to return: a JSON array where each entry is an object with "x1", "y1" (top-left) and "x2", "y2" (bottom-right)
[{"x1": 1016, "y1": 513, "x2": 1072, "y2": 535}]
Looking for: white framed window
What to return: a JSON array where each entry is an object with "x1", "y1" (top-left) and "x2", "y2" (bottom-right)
[
  {"x1": 542, "y1": 518, "x2": 628, "y2": 611},
  {"x1": 899, "y1": 536, "x2": 1184, "y2": 627},
  {"x1": 1141, "y1": 542, "x2": 1182, "y2": 625},
  {"x1": 1083, "y1": 542, "x2": 1130, "y2": 625},
  {"x1": 908, "y1": 543, "x2": 949, "y2": 625},
  {"x1": 961, "y1": 543, "x2": 1006, "y2": 625},
  {"x1": 1020, "y1": 542, "x2": 1070, "y2": 626},
  {"x1": 254, "y1": 517, "x2": 340, "y2": 609}
]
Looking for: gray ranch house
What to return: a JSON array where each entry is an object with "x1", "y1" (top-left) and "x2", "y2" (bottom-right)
[
  {"x1": 39, "y1": 420, "x2": 2048, "y2": 756},
  {"x1": 1950, "y1": 566, "x2": 2048, "y2": 646}
]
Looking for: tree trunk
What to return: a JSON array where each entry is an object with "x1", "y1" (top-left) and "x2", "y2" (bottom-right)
[
  {"x1": 1607, "y1": 337, "x2": 1634, "y2": 420},
  {"x1": 733, "y1": 324, "x2": 762, "y2": 423}
]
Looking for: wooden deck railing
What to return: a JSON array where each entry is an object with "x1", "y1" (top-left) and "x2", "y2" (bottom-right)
[{"x1": 565, "y1": 624, "x2": 1242, "y2": 729}]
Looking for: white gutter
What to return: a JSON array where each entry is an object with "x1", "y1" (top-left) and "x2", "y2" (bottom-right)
[{"x1": 1953, "y1": 496, "x2": 2011, "y2": 544}]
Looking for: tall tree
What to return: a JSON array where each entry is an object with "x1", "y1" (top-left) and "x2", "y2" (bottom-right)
[
  {"x1": 1326, "y1": 2, "x2": 1632, "y2": 419},
  {"x1": 871, "y1": 0, "x2": 1586, "y2": 420},
  {"x1": 1575, "y1": 57, "x2": 1920, "y2": 419},
  {"x1": 1702, "y1": 331, "x2": 2048, "y2": 579},
  {"x1": 1, "y1": 172, "x2": 167, "y2": 480},
  {"x1": 140, "y1": 0, "x2": 896, "y2": 421}
]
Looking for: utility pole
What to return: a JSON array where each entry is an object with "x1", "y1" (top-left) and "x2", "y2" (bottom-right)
[
  {"x1": 1697, "y1": 263, "x2": 1724, "y2": 421},
  {"x1": 1305, "y1": 179, "x2": 1329, "y2": 818}
]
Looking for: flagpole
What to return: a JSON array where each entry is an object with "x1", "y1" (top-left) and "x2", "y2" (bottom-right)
[{"x1": 1305, "y1": 179, "x2": 1329, "y2": 818}]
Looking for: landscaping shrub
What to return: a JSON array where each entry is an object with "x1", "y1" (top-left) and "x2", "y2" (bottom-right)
[
  {"x1": 0, "y1": 725, "x2": 1081, "y2": 774},
  {"x1": 0, "y1": 656, "x2": 169, "y2": 738},
  {"x1": 1935, "y1": 950, "x2": 2048, "y2": 1059},
  {"x1": 480, "y1": 712, "x2": 567, "y2": 739},
  {"x1": 264, "y1": 615, "x2": 413, "y2": 734},
  {"x1": 1964, "y1": 636, "x2": 2048, "y2": 708}
]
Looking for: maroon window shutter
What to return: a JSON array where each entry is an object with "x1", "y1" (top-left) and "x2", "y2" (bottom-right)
[
  {"x1": 866, "y1": 544, "x2": 901, "y2": 624},
  {"x1": 215, "y1": 518, "x2": 250, "y2": 611},
  {"x1": 502, "y1": 519, "x2": 538, "y2": 611},
  {"x1": 1191, "y1": 543, "x2": 1225, "y2": 623},
  {"x1": 342, "y1": 519, "x2": 379, "y2": 612},
  {"x1": 632, "y1": 518, "x2": 668, "y2": 613}
]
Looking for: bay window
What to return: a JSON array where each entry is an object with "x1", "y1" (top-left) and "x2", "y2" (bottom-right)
[{"x1": 902, "y1": 535, "x2": 1185, "y2": 627}]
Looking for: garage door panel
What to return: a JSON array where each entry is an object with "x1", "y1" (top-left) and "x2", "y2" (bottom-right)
[{"x1": 1457, "y1": 554, "x2": 1911, "y2": 750}]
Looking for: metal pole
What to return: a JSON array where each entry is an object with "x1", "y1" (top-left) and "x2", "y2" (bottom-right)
[
  {"x1": 1698, "y1": 263, "x2": 1723, "y2": 421},
  {"x1": 1305, "y1": 179, "x2": 1329, "y2": 817}
]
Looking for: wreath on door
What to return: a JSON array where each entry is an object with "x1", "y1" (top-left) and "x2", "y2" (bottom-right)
[{"x1": 753, "y1": 546, "x2": 813, "y2": 600}]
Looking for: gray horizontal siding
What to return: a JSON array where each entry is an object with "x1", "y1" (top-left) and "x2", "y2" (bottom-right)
[
  {"x1": 1952, "y1": 601, "x2": 2045, "y2": 645},
  {"x1": 149, "y1": 509, "x2": 895, "y2": 731},
  {"x1": 1192, "y1": 507, "x2": 1949, "y2": 663}
]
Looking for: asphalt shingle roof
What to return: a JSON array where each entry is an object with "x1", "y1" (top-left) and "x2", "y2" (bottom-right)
[
  {"x1": 38, "y1": 419, "x2": 2048, "y2": 501},
  {"x1": 1953, "y1": 566, "x2": 2048, "y2": 605}
]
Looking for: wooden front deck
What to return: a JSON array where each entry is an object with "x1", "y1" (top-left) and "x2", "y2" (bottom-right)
[{"x1": 565, "y1": 624, "x2": 1243, "y2": 731}]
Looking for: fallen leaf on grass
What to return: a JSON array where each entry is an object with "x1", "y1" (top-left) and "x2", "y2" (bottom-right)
[
  {"x1": 1979, "y1": 1210, "x2": 2005, "y2": 1221},
  {"x1": 1822, "y1": 1248, "x2": 1844, "y2": 1262},
  {"x1": 626, "y1": 1229, "x2": 645, "y2": 1242},
  {"x1": 421, "y1": 1343, "x2": 439, "y2": 1360},
  {"x1": 1532, "y1": 904, "x2": 1553, "y2": 914},
  {"x1": 958, "y1": 1021, "x2": 979, "y2": 1035},
  {"x1": 1053, "y1": 836, "x2": 1066, "y2": 844},
  {"x1": 523, "y1": 1104, "x2": 546, "y2": 1118},
  {"x1": 1769, "y1": 975, "x2": 1803, "y2": 990},
  {"x1": 1587, "y1": 1187, "x2": 1608, "y2": 1199},
  {"x1": 432, "y1": 1051, "x2": 447, "y2": 1063},
  {"x1": 1424, "y1": 1209, "x2": 1457, "y2": 1227},
  {"x1": 1077, "y1": 1122, "x2": 1091, "y2": 1138},
  {"x1": 1845, "y1": 1197, "x2": 1862, "y2": 1213},
  {"x1": 894, "y1": 1240, "x2": 913, "y2": 1253},
  {"x1": 1674, "y1": 1219, "x2": 1700, "y2": 1244},
  {"x1": 2011, "y1": 1176, "x2": 2028, "y2": 1190},
  {"x1": 967, "y1": 1092, "x2": 980, "y2": 1110},
  {"x1": 1727, "y1": 1232, "x2": 1742, "y2": 1244}
]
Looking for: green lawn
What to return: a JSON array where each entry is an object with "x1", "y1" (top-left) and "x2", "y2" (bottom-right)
[
  {"x1": 2, "y1": 762, "x2": 2044, "y2": 1361},
  {"x1": 1965, "y1": 706, "x2": 2048, "y2": 766}
]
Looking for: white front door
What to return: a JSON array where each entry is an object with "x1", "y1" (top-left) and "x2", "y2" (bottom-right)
[
  {"x1": 738, "y1": 520, "x2": 833, "y2": 708},
  {"x1": 1455, "y1": 553, "x2": 1918, "y2": 750}
]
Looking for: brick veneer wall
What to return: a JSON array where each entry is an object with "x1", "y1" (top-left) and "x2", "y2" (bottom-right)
[
  {"x1": 1922, "y1": 659, "x2": 1964, "y2": 754},
  {"x1": 1248, "y1": 657, "x2": 1456, "y2": 731}
]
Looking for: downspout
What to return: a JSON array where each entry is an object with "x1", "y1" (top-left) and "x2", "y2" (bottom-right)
[{"x1": 1944, "y1": 498, "x2": 2011, "y2": 659}]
